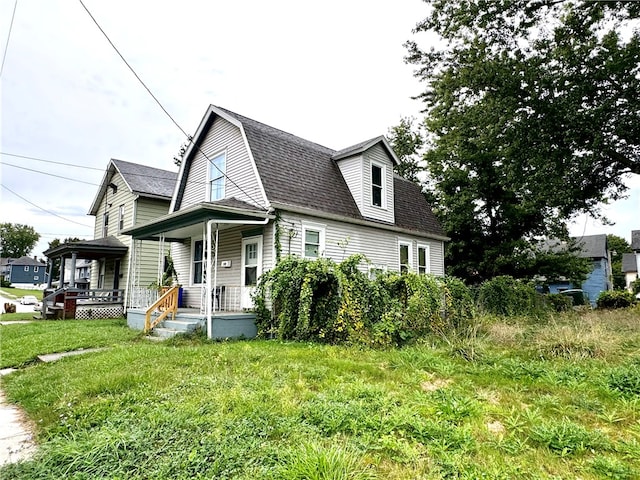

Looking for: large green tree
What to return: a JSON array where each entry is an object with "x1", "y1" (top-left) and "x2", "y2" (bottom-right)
[
  {"x1": 0, "y1": 223, "x2": 40, "y2": 258},
  {"x1": 405, "y1": 0, "x2": 640, "y2": 282}
]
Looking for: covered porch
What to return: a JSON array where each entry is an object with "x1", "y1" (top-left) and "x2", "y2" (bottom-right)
[{"x1": 123, "y1": 200, "x2": 274, "y2": 338}]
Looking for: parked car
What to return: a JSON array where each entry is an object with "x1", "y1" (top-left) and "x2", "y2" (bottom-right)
[
  {"x1": 20, "y1": 295, "x2": 38, "y2": 305},
  {"x1": 559, "y1": 289, "x2": 588, "y2": 306}
]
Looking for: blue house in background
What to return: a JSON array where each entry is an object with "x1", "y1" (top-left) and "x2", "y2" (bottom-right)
[
  {"x1": 545, "y1": 234, "x2": 611, "y2": 306},
  {"x1": 8, "y1": 256, "x2": 48, "y2": 286}
]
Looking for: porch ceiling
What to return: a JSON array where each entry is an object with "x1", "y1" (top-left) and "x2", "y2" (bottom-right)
[{"x1": 122, "y1": 201, "x2": 274, "y2": 241}]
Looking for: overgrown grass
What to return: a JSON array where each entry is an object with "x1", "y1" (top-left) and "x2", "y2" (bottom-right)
[
  {"x1": 0, "y1": 319, "x2": 140, "y2": 368},
  {"x1": 0, "y1": 311, "x2": 39, "y2": 322},
  {"x1": 1, "y1": 309, "x2": 639, "y2": 479}
]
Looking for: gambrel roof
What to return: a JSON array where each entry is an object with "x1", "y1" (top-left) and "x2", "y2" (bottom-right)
[
  {"x1": 174, "y1": 105, "x2": 445, "y2": 239},
  {"x1": 89, "y1": 159, "x2": 177, "y2": 215}
]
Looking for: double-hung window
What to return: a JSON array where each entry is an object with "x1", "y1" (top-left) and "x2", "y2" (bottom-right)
[
  {"x1": 103, "y1": 212, "x2": 109, "y2": 237},
  {"x1": 302, "y1": 223, "x2": 325, "y2": 259},
  {"x1": 118, "y1": 205, "x2": 125, "y2": 231},
  {"x1": 398, "y1": 241, "x2": 412, "y2": 273},
  {"x1": 417, "y1": 245, "x2": 430, "y2": 275},
  {"x1": 209, "y1": 152, "x2": 226, "y2": 201},
  {"x1": 371, "y1": 162, "x2": 385, "y2": 208},
  {"x1": 192, "y1": 240, "x2": 204, "y2": 284}
]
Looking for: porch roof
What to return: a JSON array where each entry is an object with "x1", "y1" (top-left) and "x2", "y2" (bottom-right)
[
  {"x1": 122, "y1": 200, "x2": 274, "y2": 240},
  {"x1": 43, "y1": 236, "x2": 128, "y2": 260}
]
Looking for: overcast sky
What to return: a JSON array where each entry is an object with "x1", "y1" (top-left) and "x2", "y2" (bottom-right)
[{"x1": 0, "y1": 0, "x2": 638, "y2": 259}]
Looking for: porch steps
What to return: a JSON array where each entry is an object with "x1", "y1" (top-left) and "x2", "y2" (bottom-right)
[{"x1": 150, "y1": 319, "x2": 199, "y2": 339}]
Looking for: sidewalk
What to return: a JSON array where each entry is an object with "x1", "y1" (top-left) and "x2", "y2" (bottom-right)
[{"x1": 0, "y1": 347, "x2": 108, "y2": 466}]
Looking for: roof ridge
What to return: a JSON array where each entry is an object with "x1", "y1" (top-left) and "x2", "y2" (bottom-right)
[{"x1": 214, "y1": 106, "x2": 336, "y2": 154}]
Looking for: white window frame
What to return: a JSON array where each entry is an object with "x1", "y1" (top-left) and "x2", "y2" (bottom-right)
[
  {"x1": 34, "y1": 266, "x2": 39, "y2": 272},
  {"x1": 191, "y1": 238, "x2": 205, "y2": 286},
  {"x1": 207, "y1": 150, "x2": 227, "y2": 202},
  {"x1": 23, "y1": 266, "x2": 29, "y2": 272},
  {"x1": 417, "y1": 244, "x2": 431, "y2": 275},
  {"x1": 368, "y1": 264, "x2": 387, "y2": 280},
  {"x1": 371, "y1": 161, "x2": 386, "y2": 209},
  {"x1": 34, "y1": 275, "x2": 39, "y2": 281},
  {"x1": 398, "y1": 239, "x2": 412, "y2": 273},
  {"x1": 103, "y1": 212, "x2": 109, "y2": 237},
  {"x1": 118, "y1": 204, "x2": 125, "y2": 231},
  {"x1": 302, "y1": 222, "x2": 326, "y2": 259}
]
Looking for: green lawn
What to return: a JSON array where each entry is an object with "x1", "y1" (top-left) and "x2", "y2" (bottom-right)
[
  {"x1": 1, "y1": 309, "x2": 639, "y2": 479},
  {"x1": 0, "y1": 286, "x2": 44, "y2": 301}
]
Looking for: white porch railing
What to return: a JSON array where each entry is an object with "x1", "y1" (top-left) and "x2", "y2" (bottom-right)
[
  {"x1": 127, "y1": 285, "x2": 250, "y2": 312},
  {"x1": 213, "y1": 286, "x2": 244, "y2": 312},
  {"x1": 128, "y1": 287, "x2": 159, "y2": 309}
]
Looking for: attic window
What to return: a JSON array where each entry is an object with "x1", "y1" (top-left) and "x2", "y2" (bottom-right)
[
  {"x1": 209, "y1": 151, "x2": 226, "y2": 201},
  {"x1": 371, "y1": 162, "x2": 384, "y2": 208}
]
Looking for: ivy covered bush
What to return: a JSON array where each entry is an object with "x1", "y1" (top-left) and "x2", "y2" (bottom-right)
[
  {"x1": 477, "y1": 276, "x2": 543, "y2": 316},
  {"x1": 596, "y1": 290, "x2": 637, "y2": 309},
  {"x1": 253, "y1": 255, "x2": 475, "y2": 347}
]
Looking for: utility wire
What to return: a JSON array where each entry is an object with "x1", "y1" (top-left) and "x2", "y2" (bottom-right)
[
  {"x1": 0, "y1": 152, "x2": 208, "y2": 185},
  {"x1": 1, "y1": 184, "x2": 93, "y2": 228},
  {"x1": 0, "y1": 0, "x2": 17, "y2": 78},
  {"x1": 1, "y1": 162, "x2": 101, "y2": 186},
  {"x1": 78, "y1": 0, "x2": 268, "y2": 211}
]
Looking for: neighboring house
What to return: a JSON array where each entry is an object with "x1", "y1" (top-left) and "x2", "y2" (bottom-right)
[
  {"x1": 0, "y1": 257, "x2": 15, "y2": 282},
  {"x1": 631, "y1": 230, "x2": 640, "y2": 291},
  {"x1": 545, "y1": 234, "x2": 611, "y2": 305},
  {"x1": 124, "y1": 105, "x2": 447, "y2": 337},
  {"x1": 44, "y1": 159, "x2": 177, "y2": 306},
  {"x1": 75, "y1": 259, "x2": 92, "y2": 290},
  {"x1": 7, "y1": 256, "x2": 48, "y2": 286},
  {"x1": 621, "y1": 253, "x2": 637, "y2": 292}
]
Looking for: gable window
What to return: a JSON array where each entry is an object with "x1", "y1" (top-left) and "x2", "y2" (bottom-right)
[
  {"x1": 418, "y1": 245, "x2": 430, "y2": 275},
  {"x1": 371, "y1": 162, "x2": 385, "y2": 208},
  {"x1": 192, "y1": 239, "x2": 204, "y2": 285},
  {"x1": 209, "y1": 151, "x2": 226, "y2": 201},
  {"x1": 302, "y1": 223, "x2": 325, "y2": 259},
  {"x1": 103, "y1": 212, "x2": 109, "y2": 237},
  {"x1": 118, "y1": 204, "x2": 125, "y2": 231},
  {"x1": 399, "y1": 241, "x2": 412, "y2": 273}
]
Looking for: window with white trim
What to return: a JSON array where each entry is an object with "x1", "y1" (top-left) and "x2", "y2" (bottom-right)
[
  {"x1": 192, "y1": 239, "x2": 204, "y2": 285},
  {"x1": 208, "y1": 151, "x2": 226, "y2": 201},
  {"x1": 302, "y1": 223, "x2": 325, "y2": 259},
  {"x1": 417, "y1": 244, "x2": 430, "y2": 275},
  {"x1": 368, "y1": 264, "x2": 387, "y2": 280},
  {"x1": 34, "y1": 275, "x2": 39, "y2": 281},
  {"x1": 24, "y1": 266, "x2": 29, "y2": 272},
  {"x1": 371, "y1": 162, "x2": 385, "y2": 208},
  {"x1": 103, "y1": 212, "x2": 109, "y2": 237},
  {"x1": 398, "y1": 241, "x2": 412, "y2": 273},
  {"x1": 118, "y1": 204, "x2": 125, "y2": 231},
  {"x1": 34, "y1": 266, "x2": 39, "y2": 272}
]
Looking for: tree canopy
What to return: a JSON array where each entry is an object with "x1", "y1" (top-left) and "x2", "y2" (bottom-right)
[
  {"x1": 0, "y1": 223, "x2": 40, "y2": 258},
  {"x1": 404, "y1": 0, "x2": 640, "y2": 282}
]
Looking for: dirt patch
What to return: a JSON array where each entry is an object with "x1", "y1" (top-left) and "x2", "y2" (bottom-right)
[{"x1": 421, "y1": 377, "x2": 452, "y2": 392}]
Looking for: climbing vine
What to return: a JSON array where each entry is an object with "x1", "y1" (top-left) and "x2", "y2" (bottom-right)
[{"x1": 274, "y1": 210, "x2": 282, "y2": 264}]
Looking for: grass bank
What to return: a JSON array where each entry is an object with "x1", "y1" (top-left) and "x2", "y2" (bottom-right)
[
  {"x1": 0, "y1": 287, "x2": 44, "y2": 301},
  {"x1": 1, "y1": 309, "x2": 639, "y2": 479}
]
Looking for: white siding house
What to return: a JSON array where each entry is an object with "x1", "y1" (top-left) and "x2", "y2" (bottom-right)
[{"x1": 124, "y1": 105, "x2": 448, "y2": 338}]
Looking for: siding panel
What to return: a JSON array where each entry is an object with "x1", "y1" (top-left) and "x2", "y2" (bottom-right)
[
  {"x1": 336, "y1": 155, "x2": 363, "y2": 213},
  {"x1": 362, "y1": 144, "x2": 395, "y2": 223}
]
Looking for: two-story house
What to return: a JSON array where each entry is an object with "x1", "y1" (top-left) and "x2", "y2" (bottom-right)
[
  {"x1": 44, "y1": 159, "x2": 177, "y2": 309},
  {"x1": 5, "y1": 256, "x2": 48, "y2": 287},
  {"x1": 124, "y1": 105, "x2": 447, "y2": 338}
]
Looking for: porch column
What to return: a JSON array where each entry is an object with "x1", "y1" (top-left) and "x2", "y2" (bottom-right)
[
  {"x1": 46, "y1": 258, "x2": 53, "y2": 288},
  {"x1": 69, "y1": 252, "x2": 78, "y2": 289},
  {"x1": 59, "y1": 256, "x2": 66, "y2": 288}
]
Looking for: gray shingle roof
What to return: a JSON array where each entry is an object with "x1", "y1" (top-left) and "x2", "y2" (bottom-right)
[
  {"x1": 10, "y1": 256, "x2": 46, "y2": 266},
  {"x1": 541, "y1": 234, "x2": 608, "y2": 259},
  {"x1": 622, "y1": 253, "x2": 638, "y2": 273},
  {"x1": 112, "y1": 159, "x2": 177, "y2": 198},
  {"x1": 213, "y1": 106, "x2": 444, "y2": 237},
  {"x1": 632, "y1": 230, "x2": 640, "y2": 251}
]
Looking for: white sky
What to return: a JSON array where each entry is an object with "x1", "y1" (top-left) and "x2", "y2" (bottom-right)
[{"x1": 0, "y1": 0, "x2": 637, "y2": 259}]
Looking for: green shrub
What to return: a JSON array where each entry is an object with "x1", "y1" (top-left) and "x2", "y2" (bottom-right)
[
  {"x1": 546, "y1": 293, "x2": 573, "y2": 312},
  {"x1": 607, "y1": 365, "x2": 640, "y2": 396},
  {"x1": 477, "y1": 276, "x2": 544, "y2": 316},
  {"x1": 597, "y1": 290, "x2": 637, "y2": 309}
]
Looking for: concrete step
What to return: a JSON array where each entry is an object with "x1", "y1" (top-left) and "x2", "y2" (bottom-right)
[
  {"x1": 152, "y1": 327, "x2": 181, "y2": 339},
  {"x1": 161, "y1": 320, "x2": 198, "y2": 332}
]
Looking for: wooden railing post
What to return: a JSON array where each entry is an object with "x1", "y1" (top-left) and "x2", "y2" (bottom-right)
[{"x1": 144, "y1": 286, "x2": 179, "y2": 332}]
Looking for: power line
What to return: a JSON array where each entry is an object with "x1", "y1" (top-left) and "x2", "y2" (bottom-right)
[
  {"x1": 1, "y1": 161, "x2": 101, "y2": 186},
  {"x1": 0, "y1": 0, "x2": 17, "y2": 78},
  {"x1": 1, "y1": 184, "x2": 93, "y2": 228},
  {"x1": 0, "y1": 151, "x2": 208, "y2": 185},
  {"x1": 77, "y1": 0, "x2": 269, "y2": 211},
  {"x1": 0, "y1": 152, "x2": 104, "y2": 171}
]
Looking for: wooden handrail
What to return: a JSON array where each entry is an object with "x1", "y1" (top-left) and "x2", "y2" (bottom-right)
[{"x1": 145, "y1": 286, "x2": 179, "y2": 332}]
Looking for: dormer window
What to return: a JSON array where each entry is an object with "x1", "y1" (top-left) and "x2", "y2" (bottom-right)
[
  {"x1": 209, "y1": 151, "x2": 226, "y2": 201},
  {"x1": 371, "y1": 162, "x2": 385, "y2": 208}
]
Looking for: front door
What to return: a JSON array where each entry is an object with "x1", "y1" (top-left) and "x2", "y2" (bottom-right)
[{"x1": 241, "y1": 235, "x2": 262, "y2": 309}]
